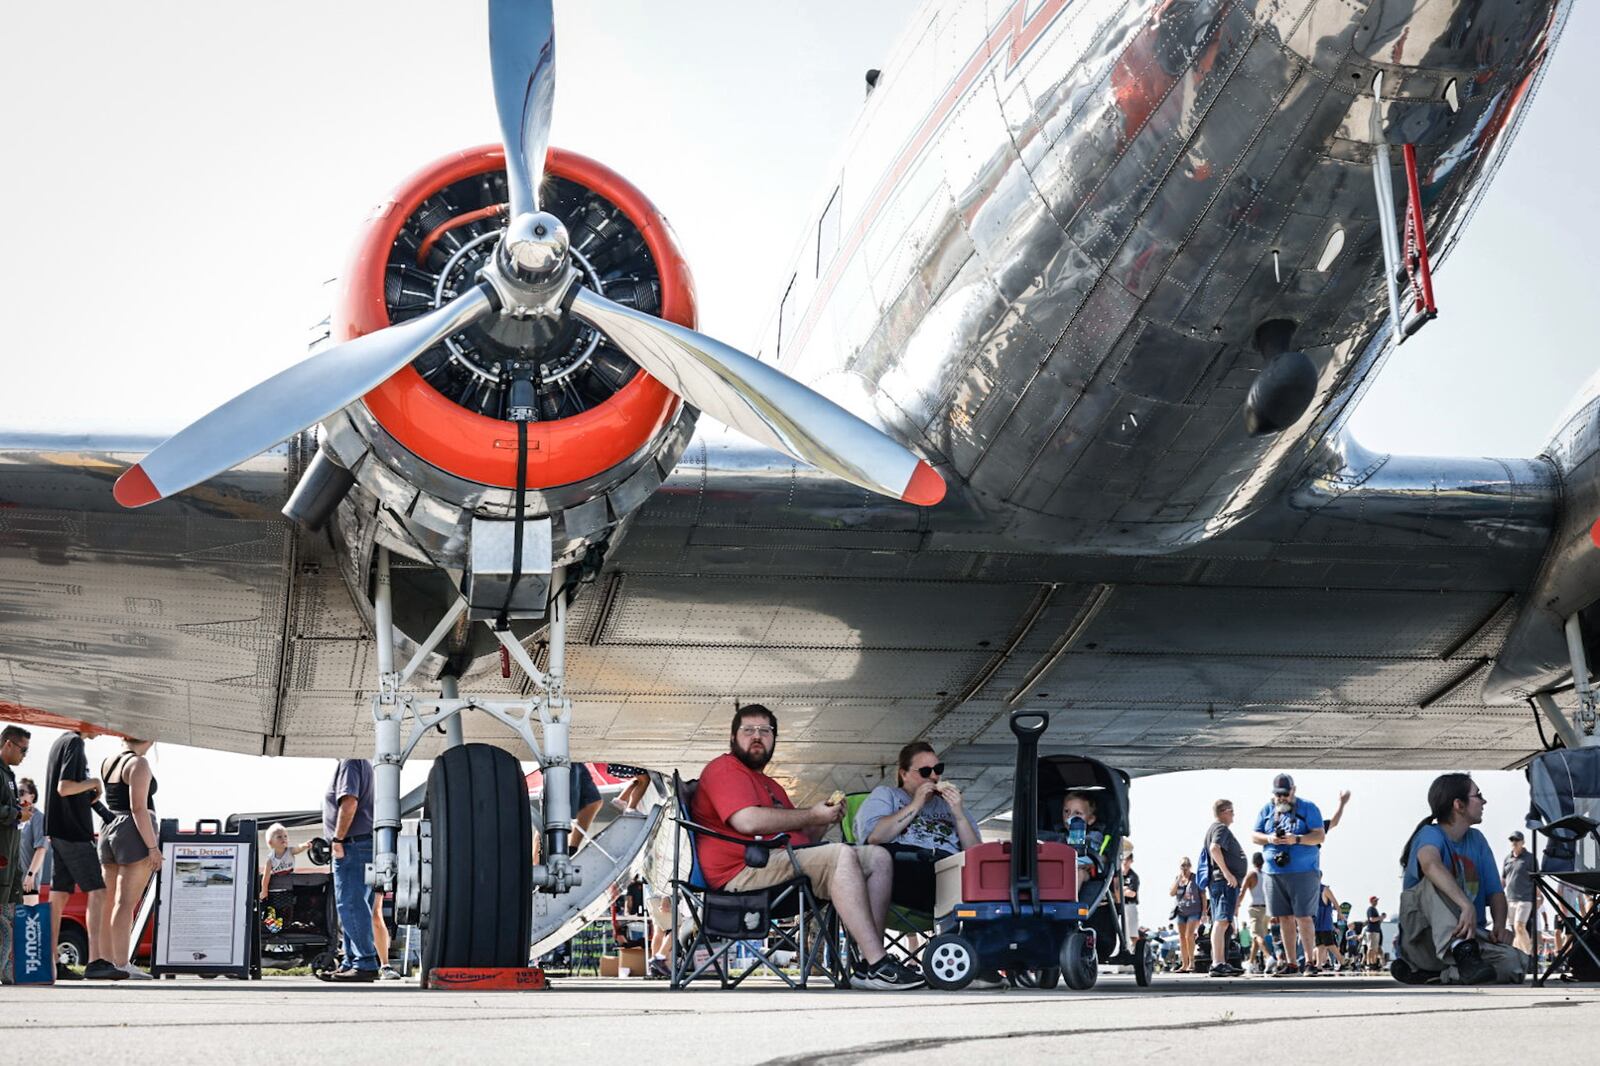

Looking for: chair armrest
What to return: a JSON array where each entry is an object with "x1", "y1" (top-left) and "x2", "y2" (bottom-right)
[{"x1": 671, "y1": 815, "x2": 790, "y2": 851}]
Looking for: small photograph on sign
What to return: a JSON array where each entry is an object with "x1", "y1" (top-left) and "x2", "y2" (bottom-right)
[{"x1": 176, "y1": 859, "x2": 236, "y2": 887}]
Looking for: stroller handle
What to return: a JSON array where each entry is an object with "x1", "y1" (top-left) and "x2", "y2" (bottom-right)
[
  {"x1": 1009, "y1": 711, "x2": 1050, "y2": 912},
  {"x1": 1010, "y1": 712, "x2": 1049, "y2": 741}
]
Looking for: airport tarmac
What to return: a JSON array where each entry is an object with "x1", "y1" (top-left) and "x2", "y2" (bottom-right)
[{"x1": 6, "y1": 973, "x2": 1597, "y2": 1063}]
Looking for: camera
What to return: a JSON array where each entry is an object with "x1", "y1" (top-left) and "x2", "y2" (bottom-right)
[{"x1": 1271, "y1": 849, "x2": 1290, "y2": 868}]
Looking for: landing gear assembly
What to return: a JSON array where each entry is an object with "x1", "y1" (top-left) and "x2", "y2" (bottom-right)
[{"x1": 367, "y1": 547, "x2": 582, "y2": 987}]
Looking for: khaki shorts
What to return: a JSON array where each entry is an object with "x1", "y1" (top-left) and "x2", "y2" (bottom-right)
[
  {"x1": 1249, "y1": 904, "x2": 1268, "y2": 938},
  {"x1": 725, "y1": 843, "x2": 877, "y2": 900}
]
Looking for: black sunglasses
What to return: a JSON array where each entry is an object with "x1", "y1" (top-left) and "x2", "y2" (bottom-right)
[{"x1": 915, "y1": 763, "x2": 946, "y2": 778}]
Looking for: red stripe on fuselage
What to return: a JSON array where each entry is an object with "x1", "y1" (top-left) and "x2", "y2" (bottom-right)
[{"x1": 781, "y1": 0, "x2": 1074, "y2": 370}]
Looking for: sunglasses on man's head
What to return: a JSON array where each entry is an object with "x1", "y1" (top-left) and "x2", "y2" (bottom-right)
[{"x1": 915, "y1": 763, "x2": 946, "y2": 778}]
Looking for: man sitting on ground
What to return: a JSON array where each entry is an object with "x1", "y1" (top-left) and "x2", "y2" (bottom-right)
[
  {"x1": 1394, "y1": 773, "x2": 1524, "y2": 984},
  {"x1": 690, "y1": 704, "x2": 922, "y2": 990}
]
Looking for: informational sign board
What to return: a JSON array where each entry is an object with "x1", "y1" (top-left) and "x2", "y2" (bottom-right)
[{"x1": 151, "y1": 818, "x2": 260, "y2": 979}]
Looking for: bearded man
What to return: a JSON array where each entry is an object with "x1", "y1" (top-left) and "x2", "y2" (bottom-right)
[
  {"x1": 689, "y1": 704, "x2": 921, "y2": 990},
  {"x1": 1249, "y1": 773, "x2": 1327, "y2": 977}
]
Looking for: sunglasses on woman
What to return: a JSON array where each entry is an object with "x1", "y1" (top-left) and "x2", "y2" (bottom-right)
[{"x1": 915, "y1": 763, "x2": 946, "y2": 778}]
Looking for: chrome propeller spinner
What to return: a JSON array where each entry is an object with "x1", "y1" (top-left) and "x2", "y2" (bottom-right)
[
  {"x1": 500, "y1": 211, "x2": 571, "y2": 284},
  {"x1": 114, "y1": 0, "x2": 945, "y2": 510}
]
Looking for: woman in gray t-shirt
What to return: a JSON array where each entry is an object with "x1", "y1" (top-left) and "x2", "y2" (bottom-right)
[
  {"x1": 856, "y1": 743, "x2": 982, "y2": 855},
  {"x1": 854, "y1": 743, "x2": 982, "y2": 916},
  {"x1": 18, "y1": 778, "x2": 51, "y2": 897}
]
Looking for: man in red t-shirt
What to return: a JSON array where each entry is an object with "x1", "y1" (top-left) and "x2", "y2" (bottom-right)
[{"x1": 690, "y1": 705, "x2": 923, "y2": 990}]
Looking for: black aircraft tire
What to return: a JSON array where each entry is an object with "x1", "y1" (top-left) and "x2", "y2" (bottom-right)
[
  {"x1": 1061, "y1": 931, "x2": 1098, "y2": 990},
  {"x1": 1036, "y1": 966, "x2": 1062, "y2": 989},
  {"x1": 1133, "y1": 936, "x2": 1154, "y2": 987},
  {"x1": 922, "y1": 933, "x2": 979, "y2": 990},
  {"x1": 420, "y1": 743, "x2": 533, "y2": 984}
]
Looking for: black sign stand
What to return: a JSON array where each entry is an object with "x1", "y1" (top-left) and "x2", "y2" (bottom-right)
[{"x1": 149, "y1": 818, "x2": 261, "y2": 980}]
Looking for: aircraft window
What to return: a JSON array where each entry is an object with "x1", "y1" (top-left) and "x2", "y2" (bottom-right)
[
  {"x1": 1316, "y1": 227, "x2": 1345, "y2": 272},
  {"x1": 817, "y1": 187, "x2": 842, "y2": 277},
  {"x1": 1443, "y1": 78, "x2": 1460, "y2": 113},
  {"x1": 777, "y1": 274, "x2": 798, "y2": 359}
]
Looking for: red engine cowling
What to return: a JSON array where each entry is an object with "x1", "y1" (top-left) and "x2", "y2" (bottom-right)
[
  {"x1": 333, "y1": 144, "x2": 694, "y2": 491},
  {"x1": 313, "y1": 146, "x2": 700, "y2": 574}
]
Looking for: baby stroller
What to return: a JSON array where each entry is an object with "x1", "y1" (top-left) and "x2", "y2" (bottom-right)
[
  {"x1": 920, "y1": 711, "x2": 1152, "y2": 989},
  {"x1": 226, "y1": 812, "x2": 340, "y2": 972}
]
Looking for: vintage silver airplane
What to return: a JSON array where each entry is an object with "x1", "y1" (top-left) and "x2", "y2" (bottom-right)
[{"x1": 1, "y1": 0, "x2": 1592, "y2": 973}]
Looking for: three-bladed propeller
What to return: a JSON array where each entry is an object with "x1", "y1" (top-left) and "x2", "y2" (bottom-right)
[{"x1": 114, "y1": 0, "x2": 944, "y2": 510}]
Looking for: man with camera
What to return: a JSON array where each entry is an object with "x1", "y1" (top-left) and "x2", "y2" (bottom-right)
[{"x1": 1251, "y1": 773, "x2": 1326, "y2": 977}]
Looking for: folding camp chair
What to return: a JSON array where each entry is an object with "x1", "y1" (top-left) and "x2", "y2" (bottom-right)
[
  {"x1": 1526, "y1": 747, "x2": 1600, "y2": 985},
  {"x1": 839, "y1": 792, "x2": 938, "y2": 969},
  {"x1": 667, "y1": 771, "x2": 843, "y2": 989}
]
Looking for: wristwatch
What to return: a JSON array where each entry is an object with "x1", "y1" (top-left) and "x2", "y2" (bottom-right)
[{"x1": 333, "y1": 836, "x2": 348, "y2": 844}]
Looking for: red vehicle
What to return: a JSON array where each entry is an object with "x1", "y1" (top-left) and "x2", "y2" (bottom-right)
[{"x1": 48, "y1": 887, "x2": 156, "y2": 969}]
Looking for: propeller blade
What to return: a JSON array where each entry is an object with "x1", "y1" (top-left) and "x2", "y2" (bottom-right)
[
  {"x1": 489, "y1": 0, "x2": 557, "y2": 218},
  {"x1": 114, "y1": 285, "x2": 496, "y2": 508},
  {"x1": 569, "y1": 288, "x2": 945, "y2": 505}
]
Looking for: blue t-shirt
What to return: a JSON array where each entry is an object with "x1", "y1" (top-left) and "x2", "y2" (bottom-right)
[
  {"x1": 1402, "y1": 824, "x2": 1503, "y2": 928},
  {"x1": 1254, "y1": 799, "x2": 1324, "y2": 875},
  {"x1": 1315, "y1": 886, "x2": 1335, "y2": 932}
]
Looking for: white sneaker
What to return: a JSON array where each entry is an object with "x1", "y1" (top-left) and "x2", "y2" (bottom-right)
[{"x1": 121, "y1": 963, "x2": 154, "y2": 980}]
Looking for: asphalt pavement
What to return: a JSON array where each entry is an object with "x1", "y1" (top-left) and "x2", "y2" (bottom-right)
[{"x1": 5, "y1": 972, "x2": 1596, "y2": 1063}]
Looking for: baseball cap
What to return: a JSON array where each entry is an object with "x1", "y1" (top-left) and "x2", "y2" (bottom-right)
[
  {"x1": 1369, "y1": 895, "x2": 1378, "y2": 903},
  {"x1": 1509, "y1": 830, "x2": 1525, "y2": 842},
  {"x1": 1272, "y1": 773, "x2": 1294, "y2": 794}
]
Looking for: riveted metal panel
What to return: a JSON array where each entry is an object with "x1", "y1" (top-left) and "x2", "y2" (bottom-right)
[{"x1": 597, "y1": 575, "x2": 1036, "y2": 650}]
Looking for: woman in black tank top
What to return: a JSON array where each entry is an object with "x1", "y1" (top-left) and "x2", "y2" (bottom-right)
[{"x1": 97, "y1": 739, "x2": 159, "y2": 978}]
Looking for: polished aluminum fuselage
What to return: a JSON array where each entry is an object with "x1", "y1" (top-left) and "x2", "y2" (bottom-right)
[
  {"x1": 0, "y1": 0, "x2": 1584, "y2": 800},
  {"x1": 761, "y1": 0, "x2": 1567, "y2": 550}
]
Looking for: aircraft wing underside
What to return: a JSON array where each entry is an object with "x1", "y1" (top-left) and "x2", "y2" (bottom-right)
[{"x1": 0, "y1": 430, "x2": 1565, "y2": 820}]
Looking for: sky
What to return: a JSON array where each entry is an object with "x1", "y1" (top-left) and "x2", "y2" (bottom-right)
[{"x1": 2, "y1": 2, "x2": 1596, "y2": 911}]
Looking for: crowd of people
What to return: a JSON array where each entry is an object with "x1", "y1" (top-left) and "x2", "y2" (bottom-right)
[
  {"x1": 1127, "y1": 772, "x2": 1551, "y2": 984},
  {"x1": 685, "y1": 710, "x2": 1557, "y2": 988},
  {"x1": 0, "y1": 726, "x2": 163, "y2": 983},
  {"x1": 0, "y1": 708, "x2": 1563, "y2": 988},
  {"x1": 0, "y1": 725, "x2": 409, "y2": 983}
]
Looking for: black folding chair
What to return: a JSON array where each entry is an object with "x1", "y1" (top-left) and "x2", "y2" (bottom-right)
[
  {"x1": 1531, "y1": 815, "x2": 1600, "y2": 985},
  {"x1": 1526, "y1": 748, "x2": 1600, "y2": 984},
  {"x1": 667, "y1": 772, "x2": 843, "y2": 989}
]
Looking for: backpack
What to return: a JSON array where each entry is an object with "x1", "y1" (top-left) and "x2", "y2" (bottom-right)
[{"x1": 1195, "y1": 844, "x2": 1211, "y2": 890}]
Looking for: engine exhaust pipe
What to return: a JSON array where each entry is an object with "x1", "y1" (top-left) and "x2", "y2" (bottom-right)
[{"x1": 282, "y1": 447, "x2": 356, "y2": 532}]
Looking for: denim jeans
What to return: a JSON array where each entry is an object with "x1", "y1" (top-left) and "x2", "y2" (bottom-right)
[{"x1": 332, "y1": 836, "x2": 377, "y2": 971}]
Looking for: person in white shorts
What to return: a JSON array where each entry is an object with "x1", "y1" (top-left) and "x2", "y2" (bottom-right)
[{"x1": 1500, "y1": 831, "x2": 1537, "y2": 956}]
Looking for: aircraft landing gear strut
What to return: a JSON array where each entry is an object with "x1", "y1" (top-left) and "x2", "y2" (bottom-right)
[
  {"x1": 366, "y1": 546, "x2": 581, "y2": 985},
  {"x1": 1531, "y1": 613, "x2": 1600, "y2": 750}
]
